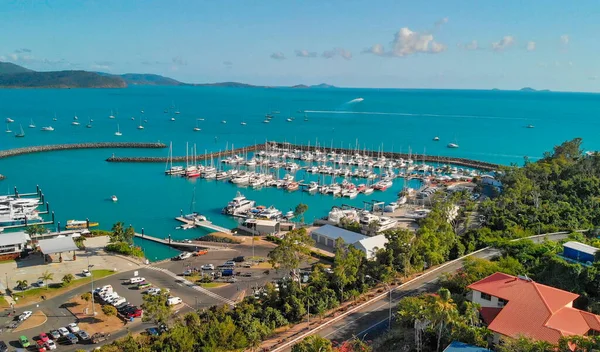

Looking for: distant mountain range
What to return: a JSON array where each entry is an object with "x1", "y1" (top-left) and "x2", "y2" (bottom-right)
[{"x1": 0, "y1": 62, "x2": 339, "y2": 89}]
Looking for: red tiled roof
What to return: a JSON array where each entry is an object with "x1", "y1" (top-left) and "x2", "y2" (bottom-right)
[
  {"x1": 479, "y1": 307, "x2": 502, "y2": 325},
  {"x1": 468, "y1": 272, "x2": 600, "y2": 344}
]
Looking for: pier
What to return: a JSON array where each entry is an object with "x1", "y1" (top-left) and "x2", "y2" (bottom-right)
[
  {"x1": 133, "y1": 232, "x2": 230, "y2": 251},
  {"x1": 175, "y1": 217, "x2": 232, "y2": 234},
  {"x1": 0, "y1": 142, "x2": 166, "y2": 160},
  {"x1": 105, "y1": 141, "x2": 500, "y2": 171}
]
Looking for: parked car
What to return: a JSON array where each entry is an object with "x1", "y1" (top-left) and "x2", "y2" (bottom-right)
[
  {"x1": 77, "y1": 330, "x2": 91, "y2": 341},
  {"x1": 45, "y1": 339, "x2": 57, "y2": 350},
  {"x1": 67, "y1": 323, "x2": 80, "y2": 333},
  {"x1": 233, "y1": 256, "x2": 245, "y2": 262},
  {"x1": 177, "y1": 252, "x2": 192, "y2": 260},
  {"x1": 226, "y1": 277, "x2": 238, "y2": 283},
  {"x1": 224, "y1": 260, "x2": 236, "y2": 267},
  {"x1": 0, "y1": 341, "x2": 8, "y2": 352},
  {"x1": 35, "y1": 280, "x2": 46, "y2": 287},
  {"x1": 221, "y1": 269, "x2": 234, "y2": 277},
  {"x1": 19, "y1": 335, "x2": 30, "y2": 348},
  {"x1": 167, "y1": 296, "x2": 183, "y2": 306},
  {"x1": 39, "y1": 332, "x2": 49, "y2": 342},
  {"x1": 128, "y1": 277, "x2": 145, "y2": 284},
  {"x1": 65, "y1": 333, "x2": 78, "y2": 344},
  {"x1": 114, "y1": 301, "x2": 130, "y2": 309},
  {"x1": 82, "y1": 269, "x2": 92, "y2": 277},
  {"x1": 91, "y1": 332, "x2": 110, "y2": 344},
  {"x1": 49, "y1": 330, "x2": 61, "y2": 340},
  {"x1": 58, "y1": 327, "x2": 69, "y2": 337},
  {"x1": 144, "y1": 288, "x2": 161, "y2": 295},
  {"x1": 37, "y1": 340, "x2": 47, "y2": 352},
  {"x1": 117, "y1": 305, "x2": 134, "y2": 314},
  {"x1": 126, "y1": 308, "x2": 143, "y2": 318},
  {"x1": 137, "y1": 283, "x2": 152, "y2": 290},
  {"x1": 19, "y1": 311, "x2": 32, "y2": 321},
  {"x1": 201, "y1": 264, "x2": 214, "y2": 270},
  {"x1": 94, "y1": 285, "x2": 113, "y2": 294},
  {"x1": 111, "y1": 297, "x2": 127, "y2": 306}
]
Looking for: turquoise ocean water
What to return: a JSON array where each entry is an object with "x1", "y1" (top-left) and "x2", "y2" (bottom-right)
[{"x1": 1, "y1": 86, "x2": 598, "y2": 260}]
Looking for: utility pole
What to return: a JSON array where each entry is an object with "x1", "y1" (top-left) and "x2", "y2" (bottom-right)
[{"x1": 87, "y1": 254, "x2": 96, "y2": 316}]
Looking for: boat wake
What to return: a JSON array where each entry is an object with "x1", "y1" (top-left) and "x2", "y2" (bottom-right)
[
  {"x1": 303, "y1": 110, "x2": 530, "y2": 121},
  {"x1": 347, "y1": 97, "x2": 364, "y2": 104}
]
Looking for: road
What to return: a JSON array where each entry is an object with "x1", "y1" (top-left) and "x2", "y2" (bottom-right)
[{"x1": 271, "y1": 232, "x2": 570, "y2": 351}]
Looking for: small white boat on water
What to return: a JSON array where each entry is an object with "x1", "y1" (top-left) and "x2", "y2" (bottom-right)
[
  {"x1": 5, "y1": 118, "x2": 14, "y2": 123},
  {"x1": 137, "y1": 118, "x2": 144, "y2": 130},
  {"x1": 447, "y1": 143, "x2": 459, "y2": 148},
  {"x1": 286, "y1": 118, "x2": 293, "y2": 122},
  {"x1": 263, "y1": 119, "x2": 270, "y2": 123},
  {"x1": 111, "y1": 195, "x2": 118, "y2": 202},
  {"x1": 433, "y1": 136, "x2": 440, "y2": 141},
  {"x1": 71, "y1": 121, "x2": 80, "y2": 125},
  {"x1": 222, "y1": 120, "x2": 227, "y2": 124},
  {"x1": 109, "y1": 110, "x2": 115, "y2": 119},
  {"x1": 241, "y1": 122, "x2": 247, "y2": 126},
  {"x1": 28, "y1": 119, "x2": 36, "y2": 128},
  {"x1": 5, "y1": 124, "x2": 11, "y2": 133},
  {"x1": 170, "y1": 117, "x2": 175, "y2": 121},
  {"x1": 193, "y1": 120, "x2": 201, "y2": 131},
  {"x1": 41, "y1": 126, "x2": 54, "y2": 131},
  {"x1": 115, "y1": 124, "x2": 122, "y2": 136}
]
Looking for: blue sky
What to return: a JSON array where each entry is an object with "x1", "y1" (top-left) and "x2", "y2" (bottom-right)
[{"x1": 1, "y1": 0, "x2": 599, "y2": 91}]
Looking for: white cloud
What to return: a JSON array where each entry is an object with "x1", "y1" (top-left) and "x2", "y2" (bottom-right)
[
  {"x1": 459, "y1": 40, "x2": 479, "y2": 51},
  {"x1": 526, "y1": 41, "x2": 536, "y2": 51},
  {"x1": 295, "y1": 49, "x2": 317, "y2": 58},
  {"x1": 322, "y1": 48, "x2": 352, "y2": 60},
  {"x1": 491, "y1": 36, "x2": 515, "y2": 51},
  {"x1": 270, "y1": 52, "x2": 286, "y2": 60},
  {"x1": 560, "y1": 34, "x2": 569, "y2": 45},
  {"x1": 363, "y1": 27, "x2": 446, "y2": 57}
]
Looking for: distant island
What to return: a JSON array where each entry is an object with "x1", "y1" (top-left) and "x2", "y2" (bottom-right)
[
  {"x1": 0, "y1": 61, "x2": 339, "y2": 89},
  {"x1": 520, "y1": 87, "x2": 551, "y2": 92}
]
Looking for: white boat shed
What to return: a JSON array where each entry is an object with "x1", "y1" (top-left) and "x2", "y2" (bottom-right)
[{"x1": 310, "y1": 225, "x2": 388, "y2": 259}]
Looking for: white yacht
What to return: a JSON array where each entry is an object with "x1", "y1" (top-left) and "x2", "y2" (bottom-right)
[
  {"x1": 221, "y1": 120, "x2": 227, "y2": 124},
  {"x1": 304, "y1": 182, "x2": 318, "y2": 193},
  {"x1": 384, "y1": 202, "x2": 399, "y2": 212},
  {"x1": 286, "y1": 118, "x2": 293, "y2": 122},
  {"x1": 109, "y1": 110, "x2": 115, "y2": 119},
  {"x1": 342, "y1": 189, "x2": 359, "y2": 198},
  {"x1": 230, "y1": 173, "x2": 251, "y2": 185},
  {"x1": 115, "y1": 124, "x2": 122, "y2": 136},
  {"x1": 137, "y1": 118, "x2": 144, "y2": 130},
  {"x1": 447, "y1": 143, "x2": 459, "y2": 148},
  {"x1": 111, "y1": 195, "x2": 118, "y2": 202},
  {"x1": 222, "y1": 192, "x2": 256, "y2": 215},
  {"x1": 41, "y1": 126, "x2": 54, "y2": 131},
  {"x1": 377, "y1": 216, "x2": 398, "y2": 232},
  {"x1": 433, "y1": 136, "x2": 440, "y2": 141},
  {"x1": 71, "y1": 121, "x2": 80, "y2": 126},
  {"x1": 241, "y1": 122, "x2": 247, "y2": 126},
  {"x1": 327, "y1": 207, "x2": 358, "y2": 224},
  {"x1": 257, "y1": 206, "x2": 282, "y2": 220}
]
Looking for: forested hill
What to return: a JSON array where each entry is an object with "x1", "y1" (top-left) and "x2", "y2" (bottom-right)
[{"x1": 0, "y1": 70, "x2": 126, "y2": 88}]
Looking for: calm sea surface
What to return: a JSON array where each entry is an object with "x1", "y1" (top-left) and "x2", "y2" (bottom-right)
[{"x1": 1, "y1": 86, "x2": 598, "y2": 260}]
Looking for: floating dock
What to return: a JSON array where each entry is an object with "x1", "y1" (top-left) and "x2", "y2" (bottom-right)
[
  {"x1": 174, "y1": 217, "x2": 232, "y2": 234},
  {"x1": 133, "y1": 232, "x2": 227, "y2": 251}
]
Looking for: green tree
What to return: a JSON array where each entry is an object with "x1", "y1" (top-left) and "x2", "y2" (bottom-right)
[
  {"x1": 61, "y1": 273, "x2": 75, "y2": 286},
  {"x1": 25, "y1": 224, "x2": 45, "y2": 244},
  {"x1": 367, "y1": 219, "x2": 380, "y2": 236},
  {"x1": 74, "y1": 236, "x2": 86, "y2": 249},
  {"x1": 142, "y1": 289, "x2": 171, "y2": 324},
  {"x1": 429, "y1": 288, "x2": 460, "y2": 352},
  {"x1": 39, "y1": 270, "x2": 53, "y2": 289},
  {"x1": 332, "y1": 238, "x2": 363, "y2": 301},
  {"x1": 268, "y1": 228, "x2": 314, "y2": 281},
  {"x1": 110, "y1": 222, "x2": 125, "y2": 242},
  {"x1": 81, "y1": 292, "x2": 92, "y2": 302},
  {"x1": 16, "y1": 279, "x2": 27, "y2": 290},
  {"x1": 294, "y1": 203, "x2": 309, "y2": 223},
  {"x1": 124, "y1": 225, "x2": 135, "y2": 245},
  {"x1": 102, "y1": 304, "x2": 117, "y2": 316},
  {"x1": 291, "y1": 335, "x2": 333, "y2": 352}
]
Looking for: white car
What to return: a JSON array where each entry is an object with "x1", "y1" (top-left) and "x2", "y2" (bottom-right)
[
  {"x1": 129, "y1": 277, "x2": 145, "y2": 284},
  {"x1": 111, "y1": 297, "x2": 127, "y2": 306},
  {"x1": 19, "y1": 311, "x2": 32, "y2": 321},
  {"x1": 145, "y1": 288, "x2": 161, "y2": 295},
  {"x1": 35, "y1": 280, "x2": 46, "y2": 287},
  {"x1": 68, "y1": 323, "x2": 80, "y2": 333},
  {"x1": 105, "y1": 295, "x2": 122, "y2": 304},
  {"x1": 166, "y1": 296, "x2": 182, "y2": 306},
  {"x1": 58, "y1": 327, "x2": 70, "y2": 337},
  {"x1": 45, "y1": 339, "x2": 57, "y2": 350},
  {"x1": 201, "y1": 264, "x2": 214, "y2": 270},
  {"x1": 82, "y1": 269, "x2": 92, "y2": 277}
]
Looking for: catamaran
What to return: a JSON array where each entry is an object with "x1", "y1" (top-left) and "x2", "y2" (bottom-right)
[{"x1": 115, "y1": 124, "x2": 122, "y2": 136}]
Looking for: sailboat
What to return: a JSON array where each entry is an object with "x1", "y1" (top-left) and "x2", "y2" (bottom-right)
[
  {"x1": 170, "y1": 116, "x2": 176, "y2": 121},
  {"x1": 72, "y1": 115, "x2": 80, "y2": 125},
  {"x1": 109, "y1": 110, "x2": 115, "y2": 119},
  {"x1": 240, "y1": 121, "x2": 247, "y2": 126},
  {"x1": 28, "y1": 119, "x2": 36, "y2": 128},
  {"x1": 41, "y1": 126, "x2": 54, "y2": 131},
  {"x1": 52, "y1": 114, "x2": 57, "y2": 121},
  {"x1": 86, "y1": 118, "x2": 92, "y2": 128},
  {"x1": 5, "y1": 118, "x2": 14, "y2": 123},
  {"x1": 137, "y1": 118, "x2": 144, "y2": 130},
  {"x1": 5, "y1": 124, "x2": 12, "y2": 133},
  {"x1": 115, "y1": 124, "x2": 122, "y2": 136},
  {"x1": 304, "y1": 113, "x2": 308, "y2": 121},
  {"x1": 193, "y1": 120, "x2": 201, "y2": 131},
  {"x1": 15, "y1": 125, "x2": 25, "y2": 138},
  {"x1": 433, "y1": 136, "x2": 440, "y2": 141}
]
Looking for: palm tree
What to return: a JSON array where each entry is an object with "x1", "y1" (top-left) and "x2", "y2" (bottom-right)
[
  {"x1": 16, "y1": 280, "x2": 27, "y2": 290},
  {"x1": 111, "y1": 222, "x2": 125, "y2": 242},
  {"x1": 39, "y1": 271, "x2": 54, "y2": 289},
  {"x1": 429, "y1": 288, "x2": 459, "y2": 352},
  {"x1": 62, "y1": 273, "x2": 75, "y2": 286}
]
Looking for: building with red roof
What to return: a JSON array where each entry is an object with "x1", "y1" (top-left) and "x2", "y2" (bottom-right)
[{"x1": 467, "y1": 272, "x2": 600, "y2": 345}]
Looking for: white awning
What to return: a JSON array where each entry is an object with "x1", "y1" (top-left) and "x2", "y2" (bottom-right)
[{"x1": 38, "y1": 236, "x2": 79, "y2": 254}]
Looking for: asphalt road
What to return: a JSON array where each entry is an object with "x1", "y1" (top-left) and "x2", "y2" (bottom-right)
[{"x1": 273, "y1": 232, "x2": 570, "y2": 351}]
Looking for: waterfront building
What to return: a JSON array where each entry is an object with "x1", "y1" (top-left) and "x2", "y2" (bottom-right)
[
  {"x1": 0, "y1": 231, "x2": 30, "y2": 260},
  {"x1": 310, "y1": 225, "x2": 388, "y2": 259}
]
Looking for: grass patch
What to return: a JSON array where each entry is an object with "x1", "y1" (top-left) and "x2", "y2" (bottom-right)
[
  {"x1": 0, "y1": 259, "x2": 15, "y2": 265},
  {"x1": 199, "y1": 282, "x2": 227, "y2": 288},
  {"x1": 0, "y1": 296, "x2": 8, "y2": 308},
  {"x1": 12, "y1": 269, "x2": 115, "y2": 306}
]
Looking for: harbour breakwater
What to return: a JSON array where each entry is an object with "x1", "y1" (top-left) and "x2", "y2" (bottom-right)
[
  {"x1": 106, "y1": 141, "x2": 500, "y2": 171},
  {"x1": 0, "y1": 142, "x2": 167, "y2": 160}
]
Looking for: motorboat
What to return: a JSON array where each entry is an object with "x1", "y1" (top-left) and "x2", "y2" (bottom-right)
[
  {"x1": 221, "y1": 120, "x2": 227, "y2": 124},
  {"x1": 111, "y1": 195, "x2": 118, "y2": 202},
  {"x1": 41, "y1": 126, "x2": 54, "y2": 131},
  {"x1": 131, "y1": 116, "x2": 135, "y2": 120},
  {"x1": 170, "y1": 117, "x2": 176, "y2": 121},
  {"x1": 109, "y1": 111, "x2": 115, "y2": 119},
  {"x1": 286, "y1": 182, "x2": 299, "y2": 191},
  {"x1": 363, "y1": 187, "x2": 375, "y2": 195},
  {"x1": 526, "y1": 124, "x2": 535, "y2": 129},
  {"x1": 72, "y1": 121, "x2": 80, "y2": 126},
  {"x1": 284, "y1": 210, "x2": 294, "y2": 218},
  {"x1": 374, "y1": 179, "x2": 393, "y2": 191},
  {"x1": 447, "y1": 143, "x2": 459, "y2": 148},
  {"x1": 384, "y1": 202, "x2": 399, "y2": 212},
  {"x1": 327, "y1": 207, "x2": 358, "y2": 224},
  {"x1": 263, "y1": 119, "x2": 270, "y2": 123},
  {"x1": 398, "y1": 196, "x2": 408, "y2": 205},
  {"x1": 66, "y1": 219, "x2": 99, "y2": 230},
  {"x1": 222, "y1": 192, "x2": 256, "y2": 215},
  {"x1": 137, "y1": 118, "x2": 144, "y2": 130},
  {"x1": 304, "y1": 182, "x2": 318, "y2": 193},
  {"x1": 230, "y1": 173, "x2": 251, "y2": 185},
  {"x1": 286, "y1": 118, "x2": 293, "y2": 122},
  {"x1": 342, "y1": 189, "x2": 359, "y2": 198},
  {"x1": 241, "y1": 122, "x2": 247, "y2": 126},
  {"x1": 257, "y1": 206, "x2": 282, "y2": 220},
  {"x1": 433, "y1": 136, "x2": 440, "y2": 141},
  {"x1": 5, "y1": 118, "x2": 13, "y2": 123},
  {"x1": 377, "y1": 216, "x2": 398, "y2": 232}
]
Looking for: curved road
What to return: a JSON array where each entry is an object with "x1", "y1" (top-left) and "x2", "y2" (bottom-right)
[{"x1": 271, "y1": 232, "x2": 571, "y2": 351}]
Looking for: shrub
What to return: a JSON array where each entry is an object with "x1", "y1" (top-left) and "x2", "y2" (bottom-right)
[
  {"x1": 105, "y1": 241, "x2": 144, "y2": 258},
  {"x1": 102, "y1": 305, "x2": 117, "y2": 316}
]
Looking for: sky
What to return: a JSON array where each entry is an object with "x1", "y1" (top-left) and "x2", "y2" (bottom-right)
[{"x1": 1, "y1": 0, "x2": 600, "y2": 91}]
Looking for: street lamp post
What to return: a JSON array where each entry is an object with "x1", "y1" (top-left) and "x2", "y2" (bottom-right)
[
  {"x1": 366, "y1": 275, "x2": 393, "y2": 330},
  {"x1": 87, "y1": 254, "x2": 96, "y2": 316}
]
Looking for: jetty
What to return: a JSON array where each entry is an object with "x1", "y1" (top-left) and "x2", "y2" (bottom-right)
[
  {"x1": 106, "y1": 141, "x2": 500, "y2": 171},
  {"x1": 133, "y1": 232, "x2": 230, "y2": 251},
  {"x1": 175, "y1": 216, "x2": 232, "y2": 234},
  {"x1": 0, "y1": 142, "x2": 166, "y2": 160}
]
